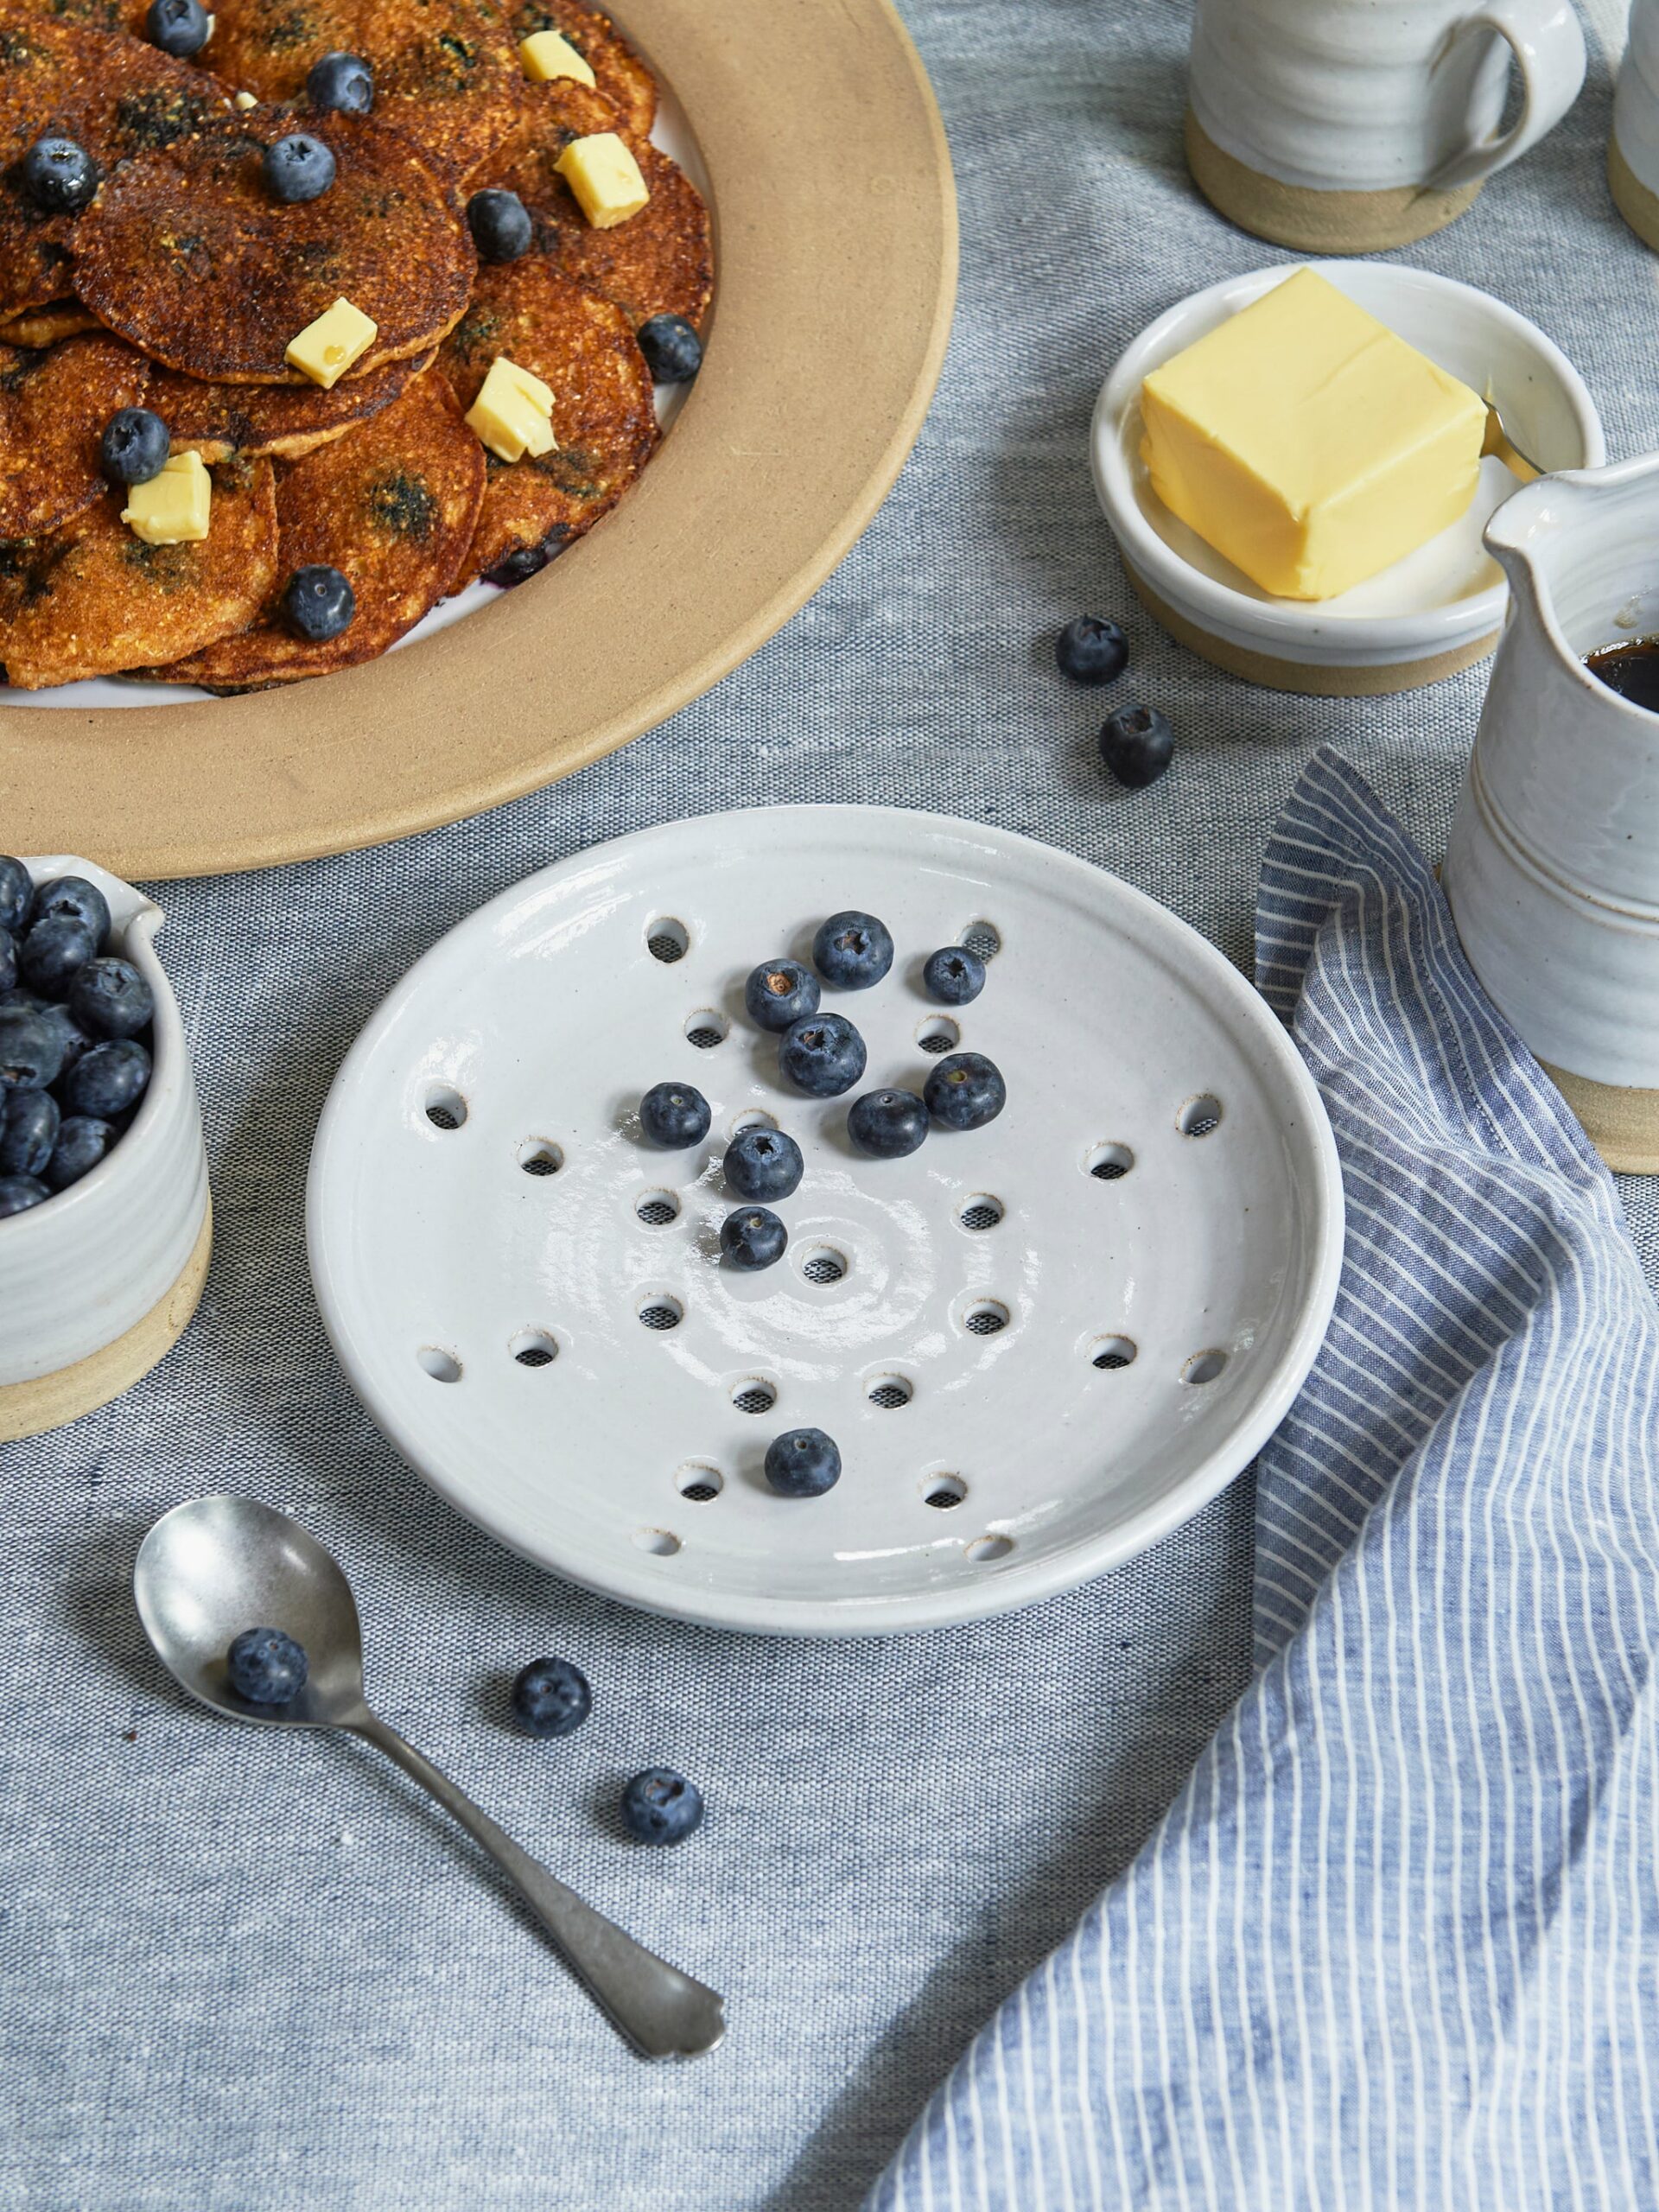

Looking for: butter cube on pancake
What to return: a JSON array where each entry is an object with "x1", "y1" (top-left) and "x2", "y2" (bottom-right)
[
  {"x1": 506, "y1": 0, "x2": 653, "y2": 136},
  {"x1": 555, "y1": 130, "x2": 647, "y2": 227},
  {"x1": 0, "y1": 331, "x2": 148, "y2": 537},
  {"x1": 465, "y1": 353, "x2": 556, "y2": 460},
  {"x1": 518, "y1": 29, "x2": 594, "y2": 86},
  {"x1": 286, "y1": 299, "x2": 378, "y2": 391},
  {"x1": 122, "y1": 448, "x2": 211, "y2": 543}
]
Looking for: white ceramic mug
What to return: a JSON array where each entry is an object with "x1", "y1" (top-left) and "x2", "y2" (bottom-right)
[
  {"x1": 1611, "y1": 0, "x2": 1659, "y2": 248},
  {"x1": 1186, "y1": 0, "x2": 1587, "y2": 252}
]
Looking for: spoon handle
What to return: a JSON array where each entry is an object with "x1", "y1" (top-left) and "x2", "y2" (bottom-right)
[{"x1": 349, "y1": 1708, "x2": 726, "y2": 2060}]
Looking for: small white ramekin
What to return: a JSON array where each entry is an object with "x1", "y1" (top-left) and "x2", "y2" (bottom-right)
[
  {"x1": 1090, "y1": 262, "x2": 1605, "y2": 696},
  {"x1": 0, "y1": 857, "x2": 211, "y2": 1441}
]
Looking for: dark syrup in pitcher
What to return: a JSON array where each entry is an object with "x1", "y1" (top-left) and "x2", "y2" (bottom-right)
[{"x1": 1585, "y1": 636, "x2": 1659, "y2": 713}]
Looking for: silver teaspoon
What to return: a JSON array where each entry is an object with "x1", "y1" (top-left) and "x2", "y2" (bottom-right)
[{"x1": 133, "y1": 1494, "x2": 725, "y2": 2061}]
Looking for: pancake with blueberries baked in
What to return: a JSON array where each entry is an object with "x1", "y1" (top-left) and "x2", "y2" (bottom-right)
[
  {"x1": 0, "y1": 331, "x2": 148, "y2": 536},
  {"x1": 505, "y1": 0, "x2": 654, "y2": 137},
  {"x1": 151, "y1": 349, "x2": 434, "y2": 463}
]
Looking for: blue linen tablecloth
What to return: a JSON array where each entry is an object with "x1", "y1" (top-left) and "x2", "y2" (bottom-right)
[{"x1": 9, "y1": 3, "x2": 1659, "y2": 2207}]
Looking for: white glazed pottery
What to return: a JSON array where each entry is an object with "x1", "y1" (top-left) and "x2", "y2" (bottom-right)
[
  {"x1": 0, "y1": 858, "x2": 211, "y2": 1441},
  {"x1": 1611, "y1": 0, "x2": 1659, "y2": 249},
  {"x1": 307, "y1": 807, "x2": 1344, "y2": 1637},
  {"x1": 1091, "y1": 263, "x2": 1604, "y2": 697},
  {"x1": 1443, "y1": 454, "x2": 1659, "y2": 1172},
  {"x1": 1186, "y1": 0, "x2": 1586, "y2": 252}
]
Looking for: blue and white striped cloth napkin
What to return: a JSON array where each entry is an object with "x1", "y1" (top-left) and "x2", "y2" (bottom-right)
[{"x1": 868, "y1": 748, "x2": 1659, "y2": 2210}]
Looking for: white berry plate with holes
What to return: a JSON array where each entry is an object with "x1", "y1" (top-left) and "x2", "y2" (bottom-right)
[{"x1": 307, "y1": 805, "x2": 1344, "y2": 1636}]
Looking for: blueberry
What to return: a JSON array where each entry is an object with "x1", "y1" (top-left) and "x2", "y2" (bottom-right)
[
  {"x1": 24, "y1": 998, "x2": 93, "y2": 1078},
  {"x1": 0, "y1": 858, "x2": 32, "y2": 936},
  {"x1": 922, "y1": 945, "x2": 984, "y2": 1006},
  {"x1": 848, "y1": 1088, "x2": 928, "y2": 1159},
  {"x1": 723, "y1": 1123, "x2": 803, "y2": 1202},
  {"x1": 1055, "y1": 614, "x2": 1128, "y2": 686},
  {"x1": 925, "y1": 1051, "x2": 1006, "y2": 1131},
  {"x1": 483, "y1": 542, "x2": 554, "y2": 588},
  {"x1": 19, "y1": 915, "x2": 98, "y2": 996},
  {"x1": 812, "y1": 910, "x2": 893, "y2": 990},
  {"x1": 779, "y1": 1013, "x2": 866, "y2": 1098},
  {"x1": 1098, "y1": 703, "x2": 1174, "y2": 791},
  {"x1": 21, "y1": 137, "x2": 98, "y2": 214},
  {"x1": 63, "y1": 1038, "x2": 150, "y2": 1120},
  {"x1": 0, "y1": 1175, "x2": 48, "y2": 1217},
  {"x1": 0, "y1": 929, "x2": 14, "y2": 996},
  {"x1": 68, "y1": 956, "x2": 153, "y2": 1041},
  {"x1": 226, "y1": 1627, "x2": 308, "y2": 1706},
  {"x1": 639, "y1": 1080, "x2": 710, "y2": 1147},
  {"x1": 763, "y1": 1426, "x2": 841, "y2": 1497},
  {"x1": 43, "y1": 1116, "x2": 113, "y2": 1191},
  {"x1": 511, "y1": 1656, "x2": 592, "y2": 1738},
  {"x1": 0, "y1": 1005, "x2": 67, "y2": 1090},
  {"x1": 720, "y1": 1205, "x2": 787, "y2": 1270},
  {"x1": 30, "y1": 873, "x2": 110, "y2": 944},
  {"x1": 143, "y1": 0, "x2": 209, "y2": 54},
  {"x1": 263, "y1": 131, "x2": 336, "y2": 205},
  {"x1": 620, "y1": 1766, "x2": 703, "y2": 1846},
  {"x1": 637, "y1": 313, "x2": 702, "y2": 385},
  {"x1": 743, "y1": 957, "x2": 819, "y2": 1033},
  {"x1": 101, "y1": 406, "x2": 170, "y2": 487},
  {"x1": 307, "y1": 48, "x2": 373, "y2": 113},
  {"x1": 0, "y1": 1089, "x2": 58, "y2": 1179},
  {"x1": 282, "y1": 564, "x2": 355, "y2": 643},
  {"x1": 466, "y1": 188, "x2": 532, "y2": 264}
]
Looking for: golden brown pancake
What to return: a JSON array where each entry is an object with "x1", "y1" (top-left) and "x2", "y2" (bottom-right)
[
  {"x1": 506, "y1": 0, "x2": 653, "y2": 137},
  {"x1": 0, "y1": 10, "x2": 232, "y2": 321},
  {"x1": 439, "y1": 257, "x2": 654, "y2": 582},
  {"x1": 0, "y1": 330, "x2": 147, "y2": 536},
  {"x1": 0, "y1": 297, "x2": 98, "y2": 345},
  {"x1": 73, "y1": 106, "x2": 474, "y2": 382},
  {"x1": 0, "y1": 454, "x2": 277, "y2": 685},
  {"x1": 3, "y1": 0, "x2": 149, "y2": 30},
  {"x1": 159, "y1": 370, "x2": 484, "y2": 688},
  {"x1": 151, "y1": 348, "x2": 432, "y2": 461},
  {"x1": 207, "y1": 0, "x2": 527, "y2": 180}
]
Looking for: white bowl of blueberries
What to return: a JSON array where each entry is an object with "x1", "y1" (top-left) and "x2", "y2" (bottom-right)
[{"x1": 0, "y1": 853, "x2": 210, "y2": 1439}]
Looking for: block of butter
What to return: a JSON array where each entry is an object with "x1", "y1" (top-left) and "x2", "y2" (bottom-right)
[
  {"x1": 122, "y1": 450, "x2": 211, "y2": 545},
  {"x1": 1139, "y1": 268, "x2": 1486, "y2": 601},
  {"x1": 518, "y1": 28, "x2": 595, "y2": 86},
  {"x1": 285, "y1": 296, "x2": 378, "y2": 390},
  {"x1": 554, "y1": 132, "x2": 648, "y2": 229},
  {"x1": 466, "y1": 354, "x2": 557, "y2": 463}
]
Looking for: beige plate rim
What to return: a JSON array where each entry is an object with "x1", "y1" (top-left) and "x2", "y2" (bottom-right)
[{"x1": 1, "y1": 0, "x2": 958, "y2": 880}]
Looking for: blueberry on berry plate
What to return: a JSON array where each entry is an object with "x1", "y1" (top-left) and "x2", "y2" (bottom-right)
[
  {"x1": 307, "y1": 49, "x2": 374, "y2": 113},
  {"x1": 226, "y1": 1627, "x2": 308, "y2": 1706},
  {"x1": 639, "y1": 1081, "x2": 711, "y2": 1147},
  {"x1": 620, "y1": 1766, "x2": 704, "y2": 1846},
  {"x1": 0, "y1": 859, "x2": 30, "y2": 938},
  {"x1": 44, "y1": 1116, "x2": 113, "y2": 1192},
  {"x1": 69, "y1": 957, "x2": 154, "y2": 1042},
  {"x1": 811, "y1": 910, "x2": 893, "y2": 989},
  {"x1": 922, "y1": 945, "x2": 984, "y2": 1006},
  {"x1": 263, "y1": 132, "x2": 336, "y2": 205},
  {"x1": 1055, "y1": 614, "x2": 1128, "y2": 686},
  {"x1": 22, "y1": 137, "x2": 98, "y2": 215},
  {"x1": 1098, "y1": 703, "x2": 1174, "y2": 791},
  {"x1": 25, "y1": 999, "x2": 93, "y2": 1079},
  {"x1": 30, "y1": 873, "x2": 111, "y2": 943},
  {"x1": 848, "y1": 1088, "x2": 928, "y2": 1159},
  {"x1": 282, "y1": 564, "x2": 355, "y2": 643},
  {"x1": 723, "y1": 1123, "x2": 803, "y2": 1202},
  {"x1": 0, "y1": 929, "x2": 14, "y2": 997},
  {"x1": 764, "y1": 1426, "x2": 841, "y2": 1497},
  {"x1": 779, "y1": 1012, "x2": 866, "y2": 1097},
  {"x1": 18, "y1": 916, "x2": 97, "y2": 997},
  {"x1": 466, "y1": 188, "x2": 532, "y2": 264},
  {"x1": 0, "y1": 1175, "x2": 48, "y2": 1217},
  {"x1": 720, "y1": 1205, "x2": 787, "y2": 1270},
  {"x1": 0, "y1": 1090, "x2": 59, "y2": 1180},
  {"x1": 637, "y1": 314, "x2": 702, "y2": 385},
  {"x1": 511, "y1": 1656, "x2": 592, "y2": 1738},
  {"x1": 0, "y1": 1005, "x2": 67, "y2": 1091},
  {"x1": 743, "y1": 957, "x2": 819, "y2": 1033},
  {"x1": 101, "y1": 407, "x2": 170, "y2": 487},
  {"x1": 925, "y1": 1051, "x2": 1006, "y2": 1131},
  {"x1": 144, "y1": 0, "x2": 210, "y2": 54},
  {"x1": 63, "y1": 1038, "x2": 150, "y2": 1121}
]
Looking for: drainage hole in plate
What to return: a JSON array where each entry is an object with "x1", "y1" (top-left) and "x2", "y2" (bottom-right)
[
  {"x1": 923, "y1": 1474, "x2": 966, "y2": 1510},
  {"x1": 647, "y1": 918, "x2": 689, "y2": 963},
  {"x1": 963, "y1": 1299, "x2": 1010, "y2": 1337},
  {"x1": 417, "y1": 1345, "x2": 461, "y2": 1382},
  {"x1": 675, "y1": 1462, "x2": 724, "y2": 1502},
  {"x1": 731, "y1": 1379, "x2": 778, "y2": 1414},
  {"x1": 424, "y1": 1085, "x2": 466, "y2": 1131},
  {"x1": 633, "y1": 1528, "x2": 682, "y2": 1555},
  {"x1": 959, "y1": 919, "x2": 1001, "y2": 963},
  {"x1": 730, "y1": 1108, "x2": 779, "y2": 1138},
  {"x1": 1183, "y1": 1349, "x2": 1228, "y2": 1386},
  {"x1": 518, "y1": 1140, "x2": 563, "y2": 1176},
  {"x1": 959, "y1": 1193, "x2": 1004, "y2": 1231},
  {"x1": 1177, "y1": 1094, "x2": 1223, "y2": 1139},
  {"x1": 635, "y1": 1189, "x2": 681, "y2": 1227},
  {"x1": 510, "y1": 1329, "x2": 558, "y2": 1368},
  {"x1": 638, "y1": 1294, "x2": 684, "y2": 1332},
  {"x1": 868, "y1": 1375, "x2": 913, "y2": 1409},
  {"x1": 1086, "y1": 1141, "x2": 1134, "y2": 1181},
  {"x1": 801, "y1": 1246, "x2": 848, "y2": 1286},
  {"x1": 966, "y1": 1533, "x2": 1014, "y2": 1563},
  {"x1": 684, "y1": 1009, "x2": 728, "y2": 1050},
  {"x1": 917, "y1": 1014, "x2": 960, "y2": 1055},
  {"x1": 1091, "y1": 1335, "x2": 1136, "y2": 1371}
]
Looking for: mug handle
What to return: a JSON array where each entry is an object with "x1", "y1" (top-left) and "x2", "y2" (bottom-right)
[{"x1": 1430, "y1": 0, "x2": 1587, "y2": 188}]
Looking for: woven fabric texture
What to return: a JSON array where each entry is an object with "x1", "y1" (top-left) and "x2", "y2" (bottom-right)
[{"x1": 5, "y1": 3, "x2": 1656, "y2": 2207}]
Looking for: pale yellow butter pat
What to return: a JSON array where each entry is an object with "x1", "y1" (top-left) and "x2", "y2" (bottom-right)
[
  {"x1": 518, "y1": 29, "x2": 596, "y2": 86},
  {"x1": 465, "y1": 355, "x2": 558, "y2": 463},
  {"x1": 122, "y1": 450, "x2": 211, "y2": 546},
  {"x1": 1138, "y1": 267, "x2": 1486, "y2": 602},
  {"x1": 554, "y1": 132, "x2": 648, "y2": 228},
  {"x1": 285, "y1": 297, "x2": 378, "y2": 390}
]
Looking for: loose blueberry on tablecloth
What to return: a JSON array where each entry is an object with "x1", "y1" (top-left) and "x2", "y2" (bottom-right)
[
  {"x1": 1099, "y1": 702, "x2": 1175, "y2": 790},
  {"x1": 511, "y1": 1656, "x2": 592, "y2": 1738},
  {"x1": 1055, "y1": 613, "x2": 1129, "y2": 686},
  {"x1": 620, "y1": 1767, "x2": 704, "y2": 1846}
]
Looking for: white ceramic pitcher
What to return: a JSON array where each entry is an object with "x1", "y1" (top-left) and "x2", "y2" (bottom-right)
[
  {"x1": 1443, "y1": 454, "x2": 1659, "y2": 1172},
  {"x1": 1186, "y1": 0, "x2": 1587, "y2": 253}
]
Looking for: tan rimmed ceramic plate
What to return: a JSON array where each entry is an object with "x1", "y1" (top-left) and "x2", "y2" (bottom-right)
[{"x1": 2, "y1": 0, "x2": 957, "y2": 880}]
